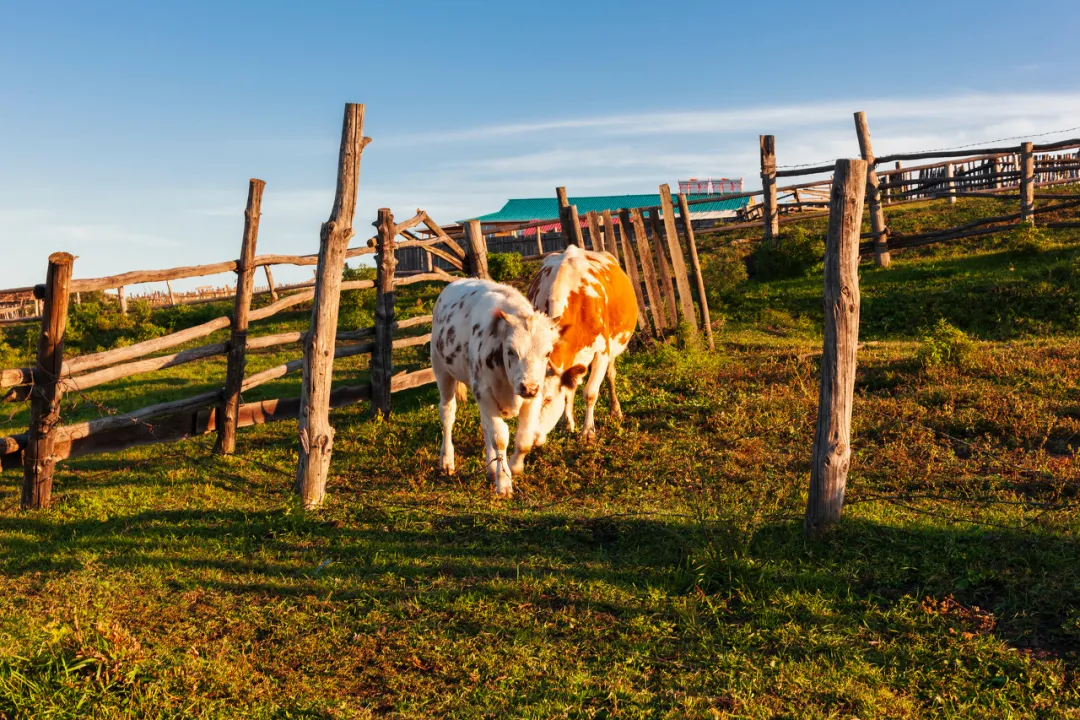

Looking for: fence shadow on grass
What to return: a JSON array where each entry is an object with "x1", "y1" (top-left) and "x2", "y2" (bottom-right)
[{"x1": 0, "y1": 501, "x2": 1078, "y2": 658}]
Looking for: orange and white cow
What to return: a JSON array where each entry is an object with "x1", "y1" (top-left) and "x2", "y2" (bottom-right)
[{"x1": 510, "y1": 245, "x2": 638, "y2": 472}]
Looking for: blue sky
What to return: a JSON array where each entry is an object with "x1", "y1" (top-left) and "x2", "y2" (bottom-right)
[{"x1": 2, "y1": 0, "x2": 1079, "y2": 290}]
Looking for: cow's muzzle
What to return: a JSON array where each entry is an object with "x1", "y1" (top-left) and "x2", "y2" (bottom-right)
[{"x1": 518, "y1": 382, "x2": 539, "y2": 398}]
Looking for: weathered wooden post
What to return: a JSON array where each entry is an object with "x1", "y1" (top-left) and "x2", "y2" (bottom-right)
[
  {"x1": 945, "y1": 163, "x2": 956, "y2": 204},
  {"x1": 263, "y1": 266, "x2": 278, "y2": 302},
  {"x1": 586, "y1": 210, "x2": 603, "y2": 252},
  {"x1": 676, "y1": 193, "x2": 715, "y2": 350},
  {"x1": 658, "y1": 184, "x2": 698, "y2": 332},
  {"x1": 463, "y1": 219, "x2": 490, "y2": 280},
  {"x1": 117, "y1": 286, "x2": 127, "y2": 314},
  {"x1": 165, "y1": 280, "x2": 176, "y2": 306},
  {"x1": 805, "y1": 159, "x2": 867, "y2": 536},
  {"x1": 646, "y1": 209, "x2": 679, "y2": 328},
  {"x1": 33, "y1": 298, "x2": 43, "y2": 317},
  {"x1": 215, "y1": 178, "x2": 265, "y2": 455},
  {"x1": 371, "y1": 208, "x2": 396, "y2": 419},
  {"x1": 759, "y1": 135, "x2": 779, "y2": 240},
  {"x1": 22, "y1": 252, "x2": 75, "y2": 509},
  {"x1": 601, "y1": 210, "x2": 621, "y2": 266},
  {"x1": 629, "y1": 208, "x2": 666, "y2": 332},
  {"x1": 992, "y1": 156, "x2": 1002, "y2": 190},
  {"x1": 424, "y1": 248, "x2": 434, "y2": 273},
  {"x1": 556, "y1": 187, "x2": 584, "y2": 247},
  {"x1": 534, "y1": 227, "x2": 544, "y2": 257},
  {"x1": 617, "y1": 209, "x2": 652, "y2": 337},
  {"x1": 1021, "y1": 142, "x2": 1035, "y2": 224},
  {"x1": 295, "y1": 102, "x2": 368, "y2": 509},
  {"x1": 853, "y1": 112, "x2": 890, "y2": 268}
]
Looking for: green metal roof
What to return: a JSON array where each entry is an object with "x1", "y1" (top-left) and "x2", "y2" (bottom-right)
[{"x1": 468, "y1": 193, "x2": 750, "y2": 223}]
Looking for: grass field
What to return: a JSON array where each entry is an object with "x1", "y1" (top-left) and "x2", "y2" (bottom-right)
[{"x1": 1, "y1": 197, "x2": 1079, "y2": 718}]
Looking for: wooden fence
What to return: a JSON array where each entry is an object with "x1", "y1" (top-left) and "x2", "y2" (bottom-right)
[{"x1": 0, "y1": 105, "x2": 486, "y2": 510}]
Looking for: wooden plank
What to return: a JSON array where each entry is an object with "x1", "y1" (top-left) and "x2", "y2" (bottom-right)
[
  {"x1": 853, "y1": 111, "x2": 890, "y2": 268},
  {"x1": 1021, "y1": 142, "x2": 1035, "y2": 224},
  {"x1": 617, "y1": 210, "x2": 650, "y2": 337},
  {"x1": 806, "y1": 159, "x2": 867, "y2": 536},
  {"x1": 601, "y1": 210, "x2": 621, "y2": 267},
  {"x1": 676, "y1": 193, "x2": 714, "y2": 350},
  {"x1": 419, "y1": 212, "x2": 467, "y2": 259},
  {"x1": 586, "y1": 210, "x2": 603, "y2": 252},
  {"x1": 22, "y1": 252, "x2": 74, "y2": 509},
  {"x1": 263, "y1": 266, "x2": 278, "y2": 302},
  {"x1": 658, "y1": 184, "x2": 698, "y2": 331},
  {"x1": 647, "y1": 209, "x2": 679, "y2": 328},
  {"x1": 60, "y1": 342, "x2": 228, "y2": 393},
  {"x1": 760, "y1": 135, "x2": 779, "y2": 238},
  {"x1": 371, "y1": 208, "x2": 396, "y2": 419},
  {"x1": 629, "y1": 208, "x2": 666, "y2": 332},
  {"x1": 216, "y1": 178, "x2": 265, "y2": 455},
  {"x1": 464, "y1": 219, "x2": 490, "y2": 280},
  {"x1": 295, "y1": 103, "x2": 368, "y2": 509}
]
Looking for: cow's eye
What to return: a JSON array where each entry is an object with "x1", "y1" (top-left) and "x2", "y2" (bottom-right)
[
  {"x1": 508, "y1": 348, "x2": 517, "y2": 358},
  {"x1": 545, "y1": 366, "x2": 556, "y2": 377}
]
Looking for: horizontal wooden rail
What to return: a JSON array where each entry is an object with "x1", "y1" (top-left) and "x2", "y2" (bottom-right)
[
  {"x1": 775, "y1": 163, "x2": 837, "y2": 178},
  {"x1": 59, "y1": 342, "x2": 229, "y2": 395},
  {"x1": 242, "y1": 333, "x2": 431, "y2": 393},
  {"x1": 0, "y1": 367, "x2": 437, "y2": 470}
]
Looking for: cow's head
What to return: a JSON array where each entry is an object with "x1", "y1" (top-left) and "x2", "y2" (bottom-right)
[
  {"x1": 493, "y1": 308, "x2": 558, "y2": 399},
  {"x1": 536, "y1": 361, "x2": 588, "y2": 440}
]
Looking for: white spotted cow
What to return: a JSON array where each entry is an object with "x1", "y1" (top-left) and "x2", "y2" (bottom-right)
[
  {"x1": 512, "y1": 245, "x2": 638, "y2": 470},
  {"x1": 431, "y1": 278, "x2": 559, "y2": 497}
]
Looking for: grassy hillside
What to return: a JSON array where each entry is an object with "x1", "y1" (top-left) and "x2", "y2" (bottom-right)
[{"x1": 1, "y1": 197, "x2": 1079, "y2": 718}]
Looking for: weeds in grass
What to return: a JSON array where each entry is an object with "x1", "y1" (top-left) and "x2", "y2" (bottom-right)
[
  {"x1": 917, "y1": 319, "x2": 977, "y2": 370},
  {"x1": 486, "y1": 252, "x2": 524, "y2": 283}
]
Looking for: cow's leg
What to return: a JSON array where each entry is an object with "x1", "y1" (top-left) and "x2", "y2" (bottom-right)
[
  {"x1": 434, "y1": 366, "x2": 459, "y2": 475},
  {"x1": 606, "y1": 358, "x2": 622, "y2": 420},
  {"x1": 478, "y1": 400, "x2": 513, "y2": 497},
  {"x1": 562, "y1": 387, "x2": 576, "y2": 433},
  {"x1": 510, "y1": 397, "x2": 541, "y2": 476},
  {"x1": 581, "y1": 353, "x2": 610, "y2": 442}
]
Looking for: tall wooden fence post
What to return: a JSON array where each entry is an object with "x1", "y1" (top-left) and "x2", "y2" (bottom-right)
[
  {"x1": 853, "y1": 112, "x2": 890, "y2": 268},
  {"x1": 22, "y1": 252, "x2": 75, "y2": 509},
  {"x1": 215, "y1": 178, "x2": 265, "y2": 455},
  {"x1": 647, "y1": 209, "x2": 679, "y2": 328},
  {"x1": 617, "y1": 209, "x2": 653, "y2": 337},
  {"x1": 295, "y1": 102, "x2": 368, "y2": 510},
  {"x1": 629, "y1": 208, "x2": 666, "y2": 333},
  {"x1": 760, "y1": 135, "x2": 779, "y2": 240},
  {"x1": 464, "y1": 219, "x2": 490, "y2": 280},
  {"x1": 556, "y1": 186, "x2": 584, "y2": 247},
  {"x1": 601, "y1": 210, "x2": 621, "y2": 267},
  {"x1": 658, "y1": 184, "x2": 698, "y2": 332},
  {"x1": 1021, "y1": 142, "x2": 1035, "y2": 224},
  {"x1": 945, "y1": 163, "x2": 956, "y2": 205},
  {"x1": 676, "y1": 192, "x2": 714, "y2": 350},
  {"x1": 371, "y1": 208, "x2": 396, "y2": 419},
  {"x1": 805, "y1": 158, "x2": 867, "y2": 536},
  {"x1": 166, "y1": 280, "x2": 176, "y2": 306},
  {"x1": 117, "y1": 286, "x2": 128, "y2": 315},
  {"x1": 263, "y1": 266, "x2": 279, "y2": 302},
  {"x1": 586, "y1": 210, "x2": 603, "y2": 252}
]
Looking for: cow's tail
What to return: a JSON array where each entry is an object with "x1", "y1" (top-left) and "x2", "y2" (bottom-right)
[{"x1": 455, "y1": 381, "x2": 469, "y2": 404}]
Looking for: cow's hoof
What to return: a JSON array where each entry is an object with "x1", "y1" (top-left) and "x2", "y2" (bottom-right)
[
  {"x1": 581, "y1": 427, "x2": 597, "y2": 443},
  {"x1": 440, "y1": 461, "x2": 456, "y2": 476},
  {"x1": 494, "y1": 485, "x2": 514, "y2": 499},
  {"x1": 610, "y1": 408, "x2": 623, "y2": 421},
  {"x1": 509, "y1": 455, "x2": 525, "y2": 476}
]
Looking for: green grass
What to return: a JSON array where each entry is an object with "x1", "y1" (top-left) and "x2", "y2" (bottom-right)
[{"x1": 2, "y1": 201, "x2": 1080, "y2": 717}]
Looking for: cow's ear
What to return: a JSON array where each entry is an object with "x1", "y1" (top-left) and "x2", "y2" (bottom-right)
[
  {"x1": 561, "y1": 364, "x2": 588, "y2": 389},
  {"x1": 492, "y1": 308, "x2": 515, "y2": 325}
]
